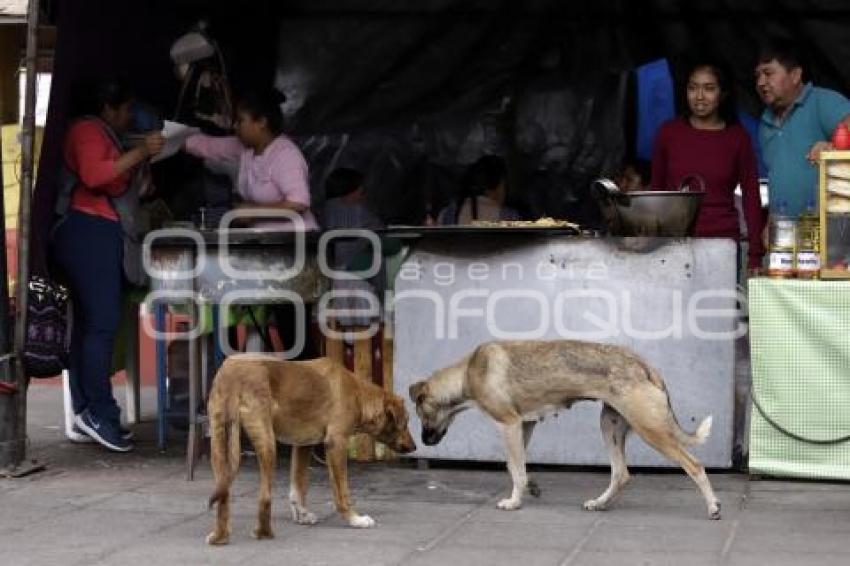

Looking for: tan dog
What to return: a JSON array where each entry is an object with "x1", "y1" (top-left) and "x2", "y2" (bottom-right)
[
  {"x1": 206, "y1": 354, "x2": 416, "y2": 545},
  {"x1": 409, "y1": 340, "x2": 721, "y2": 519}
]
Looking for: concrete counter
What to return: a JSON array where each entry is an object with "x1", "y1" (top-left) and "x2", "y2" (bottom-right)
[{"x1": 391, "y1": 236, "x2": 738, "y2": 468}]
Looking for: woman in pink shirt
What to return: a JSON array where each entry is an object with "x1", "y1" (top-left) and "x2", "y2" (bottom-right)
[
  {"x1": 185, "y1": 91, "x2": 320, "y2": 359},
  {"x1": 183, "y1": 91, "x2": 318, "y2": 230}
]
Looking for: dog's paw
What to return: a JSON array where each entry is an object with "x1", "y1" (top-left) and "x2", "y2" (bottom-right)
[
  {"x1": 582, "y1": 499, "x2": 607, "y2": 512},
  {"x1": 527, "y1": 480, "x2": 542, "y2": 498},
  {"x1": 708, "y1": 501, "x2": 722, "y2": 520},
  {"x1": 205, "y1": 531, "x2": 230, "y2": 546},
  {"x1": 349, "y1": 514, "x2": 376, "y2": 528},
  {"x1": 251, "y1": 526, "x2": 275, "y2": 540},
  {"x1": 294, "y1": 510, "x2": 318, "y2": 525},
  {"x1": 497, "y1": 497, "x2": 522, "y2": 510}
]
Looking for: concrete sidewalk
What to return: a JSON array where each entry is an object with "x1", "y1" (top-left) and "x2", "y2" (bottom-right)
[{"x1": 2, "y1": 383, "x2": 849, "y2": 566}]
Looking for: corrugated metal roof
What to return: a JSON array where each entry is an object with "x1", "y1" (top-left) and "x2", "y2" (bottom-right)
[{"x1": 0, "y1": 0, "x2": 28, "y2": 19}]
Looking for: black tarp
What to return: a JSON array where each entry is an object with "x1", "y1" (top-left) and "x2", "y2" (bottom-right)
[{"x1": 30, "y1": 0, "x2": 850, "y2": 273}]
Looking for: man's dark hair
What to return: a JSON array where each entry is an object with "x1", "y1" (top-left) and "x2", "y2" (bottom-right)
[
  {"x1": 325, "y1": 167, "x2": 365, "y2": 199},
  {"x1": 757, "y1": 40, "x2": 806, "y2": 73}
]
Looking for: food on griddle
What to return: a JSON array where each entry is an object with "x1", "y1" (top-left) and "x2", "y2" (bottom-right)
[{"x1": 471, "y1": 217, "x2": 579, "y2": 229}]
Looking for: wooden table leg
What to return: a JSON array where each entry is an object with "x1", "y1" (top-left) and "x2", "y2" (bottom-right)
[
  {"x1": 351, "y1": 327, "x2": 375, "y2": 462},
  {"x1": 377, "y1": 322, "x2": 396, "y2": 461},
  {"x1": 324, "y1": 320, "x2": 344, "y2": 363}
]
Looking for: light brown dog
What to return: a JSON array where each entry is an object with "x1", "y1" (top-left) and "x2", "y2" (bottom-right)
[
  {"x1": 409, "y1": 340, "x2": 721, "y2": 519},
  {"x1": 206, "y1": 354, "x2": 416, "y2": 545}
]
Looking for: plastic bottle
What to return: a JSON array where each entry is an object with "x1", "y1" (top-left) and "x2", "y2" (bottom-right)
[
  {"x1": 795, "y1": 199, "x2": 820, "y2": 279},
  {"x1": 767, "y1": 200, "x2": 796, "y2": 278}
]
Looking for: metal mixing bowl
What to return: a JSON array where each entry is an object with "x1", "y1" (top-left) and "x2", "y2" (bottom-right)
[{"x1": 593, "y1": 177, "x2": 706, "y2": 237}]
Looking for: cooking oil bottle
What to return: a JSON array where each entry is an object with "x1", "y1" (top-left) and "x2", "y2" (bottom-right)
[
  {"x1": 767, "y1": 200, "x2": 796, "y2": 278},
  {"x1": 795, "y1": 199, "x2": 820, "y2": 279}
]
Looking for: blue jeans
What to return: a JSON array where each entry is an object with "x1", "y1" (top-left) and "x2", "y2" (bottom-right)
[{"x1": 52, "y1": 210, "x2": 124, "y2": 425}]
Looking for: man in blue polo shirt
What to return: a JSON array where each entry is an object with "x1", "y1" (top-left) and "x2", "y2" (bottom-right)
[{"x1": 756, "y1": 41, "x2": 850, "y2": 216}]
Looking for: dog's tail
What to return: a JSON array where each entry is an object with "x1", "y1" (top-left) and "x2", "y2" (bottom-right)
[
  {"x1": 674, "y1": 414, "x2": 713, "y2": 447},
  {"x1": 208, "y1": 377, "x2": 242, "y2": 509},
  {"x1": 643, "y1": 363, "x2": 712, "y2": 447}
]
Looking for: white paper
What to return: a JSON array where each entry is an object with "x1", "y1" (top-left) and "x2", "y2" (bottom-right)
[{"x1": 151, "y1": 120, "x2": 200, "y2": 163}]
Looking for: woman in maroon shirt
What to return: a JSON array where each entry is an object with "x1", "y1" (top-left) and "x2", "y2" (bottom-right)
[{"x1": 651, "y1": 61, "x2": 765, "y2": 271}]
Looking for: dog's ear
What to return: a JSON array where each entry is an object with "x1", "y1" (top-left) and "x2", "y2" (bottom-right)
[
  {"x1": 385, "y1": 396, "x2": 406, "y2": 427},
  {"x1": 408, "y1": 381, "x2": 427, "y2": 405},
  {"x1": 360, "y1": 390, "x2": 385, "y2": 431}
]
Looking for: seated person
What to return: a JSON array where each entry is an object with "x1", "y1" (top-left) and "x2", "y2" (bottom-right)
[
  {"x1": 321, "y1": 167, "x2": 384, "y2": 233},
  {"x1": 320, "y1": 168, "x2": 394, "y2": 328},
  {"x1": 438, "y1": 155, "x2": 521, "y2": 224},
  {"x1": 615, "y1": 160, "x2": 650, "y2": 192}
]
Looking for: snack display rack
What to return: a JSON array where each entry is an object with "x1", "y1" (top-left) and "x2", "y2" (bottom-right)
[{"x1": 819, "y1": 150, "x2": 850, "y2": 279}]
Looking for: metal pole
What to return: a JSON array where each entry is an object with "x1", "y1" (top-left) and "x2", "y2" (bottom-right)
[
  {"x1": 9, "y1": 0, "x2": 40, "y2": 468},
  {"x1": 0, "y1": 125, "x2": 9, "y2": 354},
  {"x1": 0, "y1": 67, "x2": 14, "y2": 468}
]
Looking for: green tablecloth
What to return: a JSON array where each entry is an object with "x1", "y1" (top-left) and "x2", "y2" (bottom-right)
[{"x1": 748, "y1": 278, "x2": 850, "y2": 479}]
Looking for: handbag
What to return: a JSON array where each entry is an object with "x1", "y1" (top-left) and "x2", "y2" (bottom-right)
[{"x1": 21, "y1": 275, "x2": 71, "y2": 378}]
